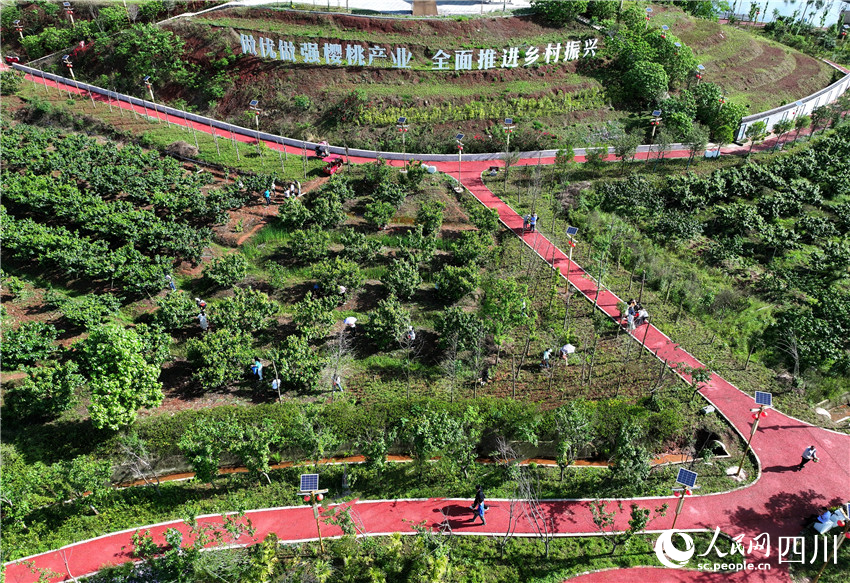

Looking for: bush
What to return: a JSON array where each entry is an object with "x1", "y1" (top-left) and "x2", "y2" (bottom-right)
[
  {"x1": 154, "y1": 290, "x2": 198, "y2": 330},
  {"x1": 399, "y1": 160, "x2": 428, "y2": 191},
  {"x1": 210, "y1": 287, "x2": 278, "y2": 332},
  {"x1": 623, "y1": 61, "x2": 669, "y2": 105},
  {"x1": 434, "y1": 264, "x2": 480, "y2": 303},
  {"x1": 5, "y1": 361, "x2": 83, "y2": 420},
  {"x1": 275, "y1": 335, "x2": 323, "y2": 391},
  {"x1": 435, "y1": 306, "x2": 484, "y2": 351},
  {"x1": 286, "y1": 227, "x2": 330, "y2": 264},
  {"x1": 313, "y1": 257, "x2": 365, "y2": 294},
  {"x1": 449, "y1": 231, "x2": 491, "y2": 265},
  {"x1": 382, "y1": 258, "x2": 421, "y2": 300},
  {"x1": 186, "y1": 328, "x2": 253, "y2": 390},
  {"x1": 373, "y1": 181, "x2": 407, "y2": 207},
  {"x1": 364, "y1": 201, "x2": 396, "y2": 230},
  {"x1": 364, "y1": 295, "x2": 411, "y2": 350},
  {"x1": 531, "y1": 0, "x2": 589, "y2": 25},
  {"x1": 292, "y1": 292, "x2": 337, "y2": 339},
  {"x1": 466, "y1": 205, "x2": 500, "y2": 233},
  {"x1": 340, "y1": 228, "x2": 383, "y2": 265},
  {"x1": 277, "y1": 198, "x2": 311, "y2": 229},
  {"x1": 203, "y1": 254, "x2": 248, "y2": 288},
  {"x1": 1, "y1": 321, "x2": 59, "y2": 370},
  {"x1": 46, "y1": 293, "x2": 121, "y2": 329},
  {"x1": 416, "y1": 201, "x2": 446, "y2": 236},
  {"x1": 0, "y1": 71, "x2": 23, "y2": 96}
]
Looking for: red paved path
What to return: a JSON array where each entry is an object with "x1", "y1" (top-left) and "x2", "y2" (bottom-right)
[{"x1": 4, "y1": 71, "x2": 849, "y2": 583}]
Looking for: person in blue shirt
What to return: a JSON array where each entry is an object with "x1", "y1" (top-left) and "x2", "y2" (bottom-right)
[
  {"x1": 251, "y1": 357, "x2": 263, "y2": 380},
  {"x1": 263, "y1": 189, "x2": 271, "y2": 205}
]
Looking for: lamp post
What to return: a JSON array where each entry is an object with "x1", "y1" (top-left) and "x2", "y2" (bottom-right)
[
  {"x1": 647, "y1": 110, "x2": 661, "y2": 164},
  {"x1": 842, "y1": 24, "x2": 849, "y2": 42},
  {"x1": 142, "y1": 76, "x2": 162, "y2": 124},
  {"x1": 695, "y1": 64, "x2": 705, "y2": 85},
  {"x1": 249, "y1": 99, "x2": 262, "y2": 156},
  {"x1": 673, "y1": 41, "x2": 681, "y2": 55},
  {"x1": 13, "y1": 19, "x2": 24, "y2": 39},
  {"x1": 645, "y1": 6, "x2": 652, "y2": 28},
  {"x1": 396, "y1": 116, "x2": 409, "y2": 170},
  {"x1": 503, "y1": 117, "x2": 514, "y2": 192},
  {"x1": 718, "y1": 95, "x2": 726, "y2": 112},
  {"x1": 660, "y1": 24, "x2": 669, "y2": 39},
  {"x1": 455, "y1": 132, "x2": 464, "y2": 184},
  {"x1": 61, "y1": 55, "x2": 77, "y2": 100},
  {"x1": 565, "y1": 225, "x2": 578, "y2": 279},
  {"x1": 735, "y1": 391, "x2": 772, "y2": 478},
  {"x1": 63, "y1": 2, "x2": 75, "y2": 27}
]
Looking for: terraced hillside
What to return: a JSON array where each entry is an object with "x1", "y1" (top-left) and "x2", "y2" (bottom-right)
[{"x1": 652, "y1": 4, "x2": 836, "y2": 111}]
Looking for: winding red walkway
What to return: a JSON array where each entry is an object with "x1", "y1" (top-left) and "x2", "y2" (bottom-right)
[{"x1": 4, "y1": 71, "x2": 849, "y2": 583}]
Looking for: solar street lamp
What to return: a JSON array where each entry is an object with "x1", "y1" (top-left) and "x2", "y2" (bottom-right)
[
  {"x1": 565, "y1": 225, "x2": 578, "y2": 277},
  {"x1": 661, "y1": 24, "x2": 669, "y2": 39},
  {"x1": 249, "y1": 99, "x2": 262, "y2": 156},
  {"x1": 13, "y1": 19, "x2": 24, "y2": 39},
  {"x1": 673, "y1": 42, "x2": 681, "y2": 55},
  {"x1": 61, "y1": 54, "x2": 78, "y2": 99},
  {"x1": 645, "y1": 6, "x2": 652, "y2": 28},
  {"x1": 396, "y1": 116, "x2": 409, "y2": 169},
  {"x1": 734, "y1": 391, "x2": 772, "y2": 478},
  {"x1": 455, "y1": 132, "x2": 464, "y2": 183},
  {"x1": 649, "y1": 109, "x2": 662, "y2": 139},
  {"x1": 695, "y1": 64, "x2": 705, "y2": 84},
  {"x1": 63, "y1": 2, "x2": 75, "y2": 27},
  {"x1": 842, "y1": 24, "x2": 849, "y2": 40},
  {"x1": 718, "y1": 95, "x2": 726, "y2": 111},
  {"x1": 298, "y1": 474, "x2": 329, "y2": 553},
  {"x1": 671, "y1": 468, "x2": 699, "y2": 529}
]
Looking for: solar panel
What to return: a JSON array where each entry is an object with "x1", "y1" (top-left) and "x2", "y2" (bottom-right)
[
  {"x1": 645, "y1": 7, "x2": 653, "y2": 12},
  {"x1": 505, "y1": 118, "x2": 513, "y2": 125},
  {"x1": 300, "y1": 474, "x2": 319, "y2": 492},
  {"x1": 676, "y1": 468, "x2": 698, "y2": 488},
  {"x1": 456, "y1": 133, "x2": 465, "y2": 141},
  {"x1": 662, "y1": 25, "x2": 669, "y2": 30},
  {"x1": 249, "y1": 99, "x2": 259, "y2": 108},
  {"x1": 754, "y1": 391, "x2": 773, "y2": 407},
  {"x1": 697, "y1": 64, "x2": 705, "y2": 71},
  {"x1": 397, "y1": 116, "x2": 407, "y2": 124},
  {"x1": 674, "y1": 42, "x2": 681, "y2": 47},
  {"x1": 566, "y1": 226, "x2": 579, "y2": 235},
  {"x1": 651, "y1": 110, "x2": 662, "y2": 117}
]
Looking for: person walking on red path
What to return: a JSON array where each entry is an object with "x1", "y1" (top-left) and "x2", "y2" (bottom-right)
[
  {"x1": 797, "y1": 445, "x2": 819, "y2": 470},
  {"x1": 470, "y1": 485, "x2": 485, "y2": 515}
]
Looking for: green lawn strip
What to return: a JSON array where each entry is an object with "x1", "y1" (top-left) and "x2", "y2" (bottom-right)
[{"x1": 2, "y1": 453, "x2": 750, "y2": 561}]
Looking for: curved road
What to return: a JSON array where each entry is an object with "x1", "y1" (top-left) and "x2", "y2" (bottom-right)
[{"x1": 4, "y1": 73, "x2": 849, "y2": 583}]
